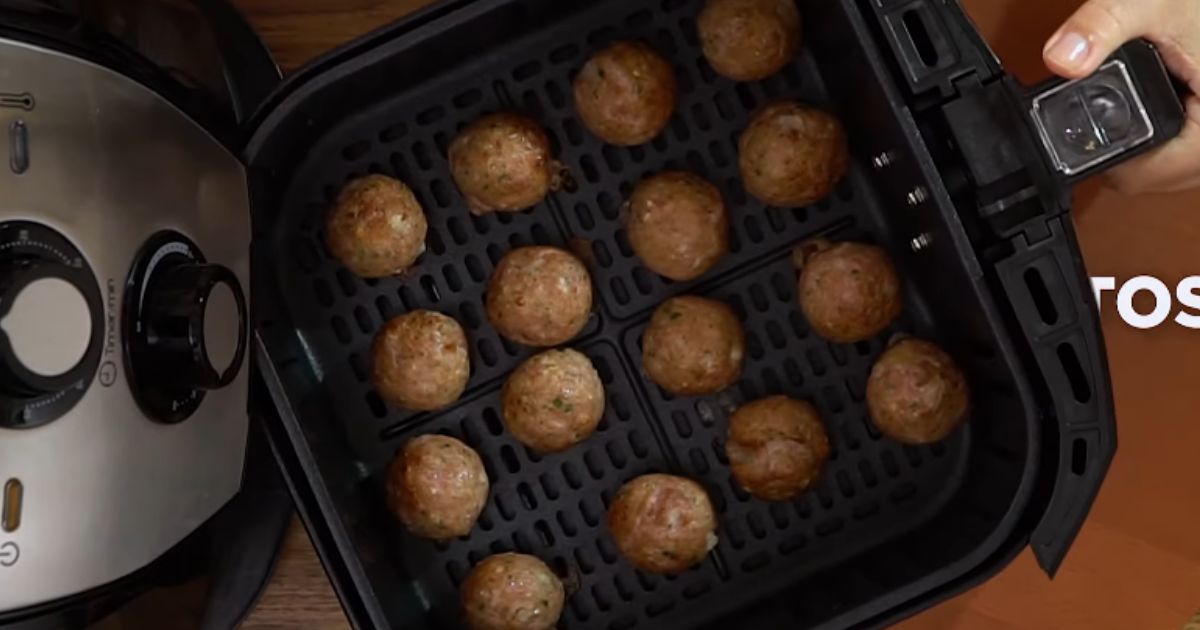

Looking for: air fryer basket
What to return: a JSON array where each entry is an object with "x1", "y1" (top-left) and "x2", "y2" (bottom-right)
[{"x1": 246, "y1": 0, "x2": 1108, "y2": 627}]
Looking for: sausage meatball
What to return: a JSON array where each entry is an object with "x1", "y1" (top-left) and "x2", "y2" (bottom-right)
[
  {"x1": 794, "y1": 239, "x2": 903, "y2": 343},
  {"x1": 642, "y1": 296, "x2": 744, "y2": 396},
  {"x1": 326, "y1": 174, "x2": 428, "y2": 278},
  {"x1": 698, "y1": 0, "x2": 802, "y2": 82},
  {"x1": 386, "y1": 435, "x2": 489, "y2": 540},
  {"x1": 502, "y1": 349, "x2": 605, "y2": 453},
  {"x1": 739, "y1": 102, "x2": 849, "y2": 207},
  {"x1": 373, "y1": 311, "x2": 470, "y2": 411},
  {"x1": 607, "y1": 474, "x2": 718, "y2": 574},
  {"x1": 726, "y1": 396, "x2": 830, "y2": 501},
  {"x1": 449, "y1": 113, "x2": 557, "y2": 215},
  {"x1": 461, "y1": 553, "x2": 565, "y2": 630},
  {"x1": 574, "y1": 41, "x2": 677, "y2": 146},
  {"x1": 627, "y1": 172, "x2": 730, "y2": 282},
  {"x1": 867, "y1": 338, "x2": 970, "y2": 444},
  {"x1": 487, "y1": 246, "x2": 593, "y2": 347}
]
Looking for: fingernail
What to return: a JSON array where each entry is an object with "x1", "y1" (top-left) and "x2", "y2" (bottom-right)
[{"x1": 1046, "y1": 31, "x2": 1091, "y2": 70}]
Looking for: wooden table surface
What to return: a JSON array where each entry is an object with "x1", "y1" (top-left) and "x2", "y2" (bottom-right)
[{"x1": 236, "y1": 1, "x2": 1200, "y2": 628}]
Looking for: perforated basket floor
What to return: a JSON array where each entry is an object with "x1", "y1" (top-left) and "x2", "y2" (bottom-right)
[{"x1": 263, "y1": 0, "x2": 970, "y2": 627}]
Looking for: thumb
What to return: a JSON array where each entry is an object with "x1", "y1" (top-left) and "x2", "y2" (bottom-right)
[
  {"x1": 1043, "y1": 0, "x2": 1155, "y2": 78},
  {"x1": 1105, "y1": 96, "x2": 1200, "y2": 195}
]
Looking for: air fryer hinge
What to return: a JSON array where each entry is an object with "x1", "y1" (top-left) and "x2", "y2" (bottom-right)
[{"x1": 941, "y1": 78, "x2": 1045, "y2": 209}]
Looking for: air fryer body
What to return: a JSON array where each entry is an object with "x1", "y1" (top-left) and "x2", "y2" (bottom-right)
[{"x1": 0, "y1": 1, "x2": 288, "y2": 628}]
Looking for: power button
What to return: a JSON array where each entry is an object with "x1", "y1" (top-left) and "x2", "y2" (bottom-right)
[
  {"x1": 9, "y1": 119, "x2": 28, "y2": 174},
  {"x1": 2, "y1": 478, "x2": 22, "y2": 532}
]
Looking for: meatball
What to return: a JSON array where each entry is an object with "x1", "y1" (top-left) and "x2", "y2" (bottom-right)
[
  {"x1": 449, "y1": 113, "x2": 556, "y2": 215},
  {"x1": 372, "y1": 311, "x2": 470, "y2": 411},
  {"x1": 461, "y1": 553, "x2": 565, "y2": 630},
  {"x1": 642, "y1": 296, "x2": 744, "y2": 396},
  {"x1": 698, "y1": 0, "x2": 802, "y2": 81},
  {"x1": 607, "y1": 474, "x2": 718, "y2": 574},
  {"x1": 502, "y1": 349, "x2": 605, "y2": 453},
  {"x1": 326, "y1": 174, "x2": 428, "y2": 278},
  {"x1": 487, "y1": 246, "x2": 593, "y2": 347},
  {"x1": 386, "y1": 435, "x2": 489, "y2": 540},
  {"x1": 574, "y1": 41, "x2": 677, "y2": 146},
  {"x1": 795, "y1": 239, "x2": 903, "y2": 343},
  {"x1": 867, "y1": 338, "x2": 970, "y2": 444},
  {"x1": 726, "y1": 396, "x2": 830, "y2": 501},
  {"x1": 739, "y1": 102, "x2": 849, "y2": 207},
  {"x1": 627, "y1": 172, "x2": 730, "y2": 282}
]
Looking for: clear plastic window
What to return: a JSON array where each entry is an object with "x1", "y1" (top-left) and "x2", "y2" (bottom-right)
[{"x1": 1031, "y1": 60, "x2": 1154, "y2": 175}]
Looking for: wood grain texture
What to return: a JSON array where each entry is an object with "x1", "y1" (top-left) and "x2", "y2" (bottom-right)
[
  {"x1": 242, "y1": 519, "x2": 350, "y2": 629},
  {"x1": 237, "y1": 0, "x2": 433, "y2": 72},
  {"x1": 235, "y1": 0, "x2": 1200, "y2": 628}
]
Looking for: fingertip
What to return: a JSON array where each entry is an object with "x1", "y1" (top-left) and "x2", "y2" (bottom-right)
[
  {"x1": 1043, "y1": 30, "x2": 1100, "y2": 79},
  {"x1": 1044, "y1": 0, "x2": 1147, "y2": 79}
]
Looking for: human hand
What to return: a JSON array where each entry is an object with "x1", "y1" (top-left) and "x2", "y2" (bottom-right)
[{"x1": 1044, "y1": 0, "x2": 1200, "y2": 194}]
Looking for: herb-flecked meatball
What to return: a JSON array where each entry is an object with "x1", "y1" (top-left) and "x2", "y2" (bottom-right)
[
  {"x1": 326, "y1": 174, "x2": 428, "y2": 278},
  {"x1": 502, "y1": 349, "x2": 605, "y2": 453},
  {"x1": 461, "y1": 553, "x2": 565, "y2": 630},
  {"x1": 726, "y1": 396, "x2": 830, "y2": 501},
  {"x1": 372, "y1": 311, "x2": 470, "y2": 411},
  {"x1": 627, "y1": 172, "x2": 730, "y2": 282},
  {"x1": 487, "y1": 246, "x2": 593, "y2": 347},
  {"x1": 867, "y1": 338, "x2": 970, "y2": 444},
  {"x1": 449, "y1": 112, "x2": 557, "y2": 215},
  {"x1": 574, "y1": 41, "x2": 677, "y2": 146},
  {"x1": 795, "y1": 239, "x2": 903, "y2": 343},
  {"x1": 698, "y1": 0, "x2": 802, "y2": 82},
  {"x1": 643, "y1": 296, "x2": 745, "y2": 395},
  {"x1": 739, "y1": 102, "x2": 849, "y2": 207},
  {"x1": 607, "y1": 474, "x2": 718, "y2": 574},
  {"x1": 386, "y1": 435, "x2": 489, "y2": 540}
]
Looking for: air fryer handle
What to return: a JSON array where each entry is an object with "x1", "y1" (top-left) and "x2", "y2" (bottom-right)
[
  {"x1": 193, "y1": 0, "x2": 281, "y2": 126},
  {"x1": 1024, "y1": 39, "x2": 1187, "y2": 184},
  {"x1": 994, "y1": 217, "x2": 1117, "y2": 576}
]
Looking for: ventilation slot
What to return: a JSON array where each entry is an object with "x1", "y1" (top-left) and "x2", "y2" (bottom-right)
[
  {"x1": 1071, "y1": 437, "x2": 1088, "y2": 475},
  {"x1": 1057, "y1": 343, "x2": 1092, "y2": 403},
  {"x1": 903, "y1": 10, "x2": 940, "y2": 67},
  {"x1": 1024, "y1": 268, "x2": 1059, "y2": 325}
]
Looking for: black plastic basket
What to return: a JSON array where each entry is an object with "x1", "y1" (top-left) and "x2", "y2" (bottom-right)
[{"x1": 246, "y1": 0, "x2": 1131, "y2": 627}]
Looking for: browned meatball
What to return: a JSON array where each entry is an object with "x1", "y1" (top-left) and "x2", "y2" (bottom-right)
[
  {"x1": 574, "y1": 41, "x2": 677, "y2": 146},
  {"x1": 386, "y1": 435, "x2": 489, "y2": 540},
  {"x1": 449, "y1": 113, "x2": 556, "y2": 215},
  {"x1": 726, "y1": 396, "x2": 830, "y2": 501},
  {"x1": 487, "y1": 246, "x2": 593, "y2": 347},
  {"x1": 698, "y1": 0, "x2": 802, "y2": 81},
  {"x1": 326, "y1": 174, "x2": 428, "y2": 278},
  {"x1": 867, "y1": 338, "x2": 970, "y2": 444},
  {"x1": 502, "y1": 349, "x2": 605, "y2": 453},
  {"x1": 795, "y1": 239, "x2": 903, "y2": 343},
  {"x1": 627, "y1": 172, "x2": 730, "y2": 282},
  {"x1": 607, "y1": 474, "x2": 718, "y2": 574},
  {"x1": 643, "y1": 296, "x2": 744, "y2": 396},
  {"x1": 372, "y1": 311, "x2": 470, "y2": 411},
  {"x1": 739, "y1": 102, "x2": 849, "y2": 207},
  {"x1": 461, "y1": 553, "x2": 565, "y2": 630}
]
